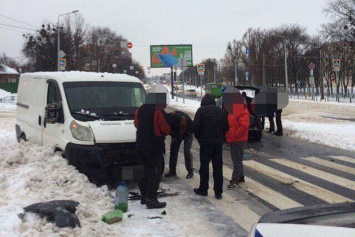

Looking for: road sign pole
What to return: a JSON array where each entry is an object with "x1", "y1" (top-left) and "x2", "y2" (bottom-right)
[
  {"x1": 336, "y1": 71, "x2": 339, "y2": 102},
  {"x1": 200, "y1": 74, "x2": 203, "y2": 99},
  {"x1": 171, "y1": 67, "x2": 174, "y2": 99},
  {"x1": 312, "y1": 77, "x2": 314, "y2": 100}
]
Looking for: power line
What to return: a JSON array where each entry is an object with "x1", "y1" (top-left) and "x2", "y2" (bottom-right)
[
  {"x1": 0, "y1": 25, "x2": 33, "y2": 34},
  {"x1": 0, "y1": 15, "x2": 38, "y2": 28},
  {"x1": 0, "y1": 24, "x2": 38, "y2": 31}
]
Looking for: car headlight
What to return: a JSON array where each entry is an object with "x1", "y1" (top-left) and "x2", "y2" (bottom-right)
[{"x1": 70, "y1": 120, "x2": 94, "y2": 141}]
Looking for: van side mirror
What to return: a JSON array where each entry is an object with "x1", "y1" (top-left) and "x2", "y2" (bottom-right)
[{"x1": 45, "y1": 103, "x2": 60, "y2": 124}]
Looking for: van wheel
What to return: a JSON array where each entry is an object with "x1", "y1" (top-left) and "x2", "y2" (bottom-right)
[
  {"x1": 20, "y1": 133, "x2": 27, "y2": 142},
  {"x1": 54, "y1": 148, "x2": 67, "y2": 159}
]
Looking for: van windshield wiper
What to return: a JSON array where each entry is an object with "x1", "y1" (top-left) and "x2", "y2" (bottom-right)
[
  {"x1": 71, "y1": 111, "x2": 101, "y2": 119},
  {"x1": 102, "y1": 111, "x2": 133, "y2": 117}
]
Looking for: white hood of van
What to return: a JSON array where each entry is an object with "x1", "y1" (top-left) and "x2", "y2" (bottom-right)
[{"x1": 87, "y1": 120, "x2": 136, "y2": 143}]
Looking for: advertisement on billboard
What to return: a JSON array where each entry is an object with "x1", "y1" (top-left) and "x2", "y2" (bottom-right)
[{"x1": 150, "y1": 44, "x2": 193, "y2": 68}]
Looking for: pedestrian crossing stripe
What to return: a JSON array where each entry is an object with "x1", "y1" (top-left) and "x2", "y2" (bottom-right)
[
  {"x1": 303, "y1": 157, "x2": 355, "y2": 175},
  {"x1": 330, "y1": 156, "x2": 355, "y2": 165},
  {"x1": 272, "y1": 159, "x2": 355, "y2": 190},
  {"x1": 176, "y1": 164, "x2": 260, "y2": 232},
  {"x1": 174, "y1": 156, "x2": 354, "y2": 233},
  {"x1": 222, "y1": 165, "x2": 303, "y2": 209},
  {"x1": 243, "y1": 160, "x2": 352, "y2": 203}
]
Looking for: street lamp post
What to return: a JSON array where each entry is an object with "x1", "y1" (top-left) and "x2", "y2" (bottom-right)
[
  {"x1": 57, "y1": 10, "x2": 79, "y2": 71},
  {"x1": 274, "y1": 35, "x2": 289, "y2": 93},
  {"x1": 234, "y1": 57, "x2": 238, "y2": 86}
]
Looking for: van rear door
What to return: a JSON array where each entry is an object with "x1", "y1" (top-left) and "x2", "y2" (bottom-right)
[{"x1": 16, "y1": 77, "x2": 46, "y2": 145}]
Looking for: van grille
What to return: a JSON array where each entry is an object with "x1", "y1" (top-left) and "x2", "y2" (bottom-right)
[{"x1": 97, "y1": 143, "x2": 140, "y2": 166}]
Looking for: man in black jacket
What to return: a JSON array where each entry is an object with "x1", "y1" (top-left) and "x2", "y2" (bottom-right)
[
  {"x1": 165, "y1": 111, "x2": 194, "y2": 179},
  {"x1": 193, "y1": 94, "x2": 229, "y2": 200}
]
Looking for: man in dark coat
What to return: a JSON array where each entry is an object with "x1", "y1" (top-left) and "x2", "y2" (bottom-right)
[
  {"x1": 165, "y1": 111, "x2": 194, "y2": 179},
  {"x1": 193, "y1": 94, "x2": 229, "y2": 200},
  {"x1": 134, "y1": 87, "x2": 171, "y2": 209}
]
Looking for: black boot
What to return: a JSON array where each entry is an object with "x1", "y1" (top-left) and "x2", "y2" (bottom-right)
[
  {"x1": 146, "y1": 198, "x2": 167, "y2": 209},
  {"x1": 274, "y1": 131, "x2": 283, "y2": 136},
  {"x1": 140, "y1": 196, "x2": 147, "y2": 205},
  {"x1": 165, "y1": 169, "x2": 177, "y2": 177},
  {"x1": 186, "y1": 170, "x2": 194, "y2": 179},
  {"x1": 193, "y1": 188, "x2": 207, "y2": 196},
  {"x1": 186, "y1": 169, "x2": 194, "y2": 179}
]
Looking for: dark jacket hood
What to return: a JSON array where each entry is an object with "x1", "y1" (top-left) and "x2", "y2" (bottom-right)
[{"x1": 201, "y1": 94, "x2": 216, "y2": 106}]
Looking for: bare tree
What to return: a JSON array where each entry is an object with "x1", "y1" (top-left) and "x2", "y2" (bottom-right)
[{"x1": 322, "y1": 0, "x2": 355, "y2": 98}]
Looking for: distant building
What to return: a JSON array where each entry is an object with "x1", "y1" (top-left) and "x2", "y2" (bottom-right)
[{"x1": 0, "y1": 64, "x2": 20, "y2": 93}]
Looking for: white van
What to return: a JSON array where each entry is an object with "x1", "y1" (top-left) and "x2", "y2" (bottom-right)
[{"x1": 16, "y1": 72, "x2": 146, "y2": 182}]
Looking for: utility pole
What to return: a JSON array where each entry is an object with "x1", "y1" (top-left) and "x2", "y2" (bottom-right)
[
  {"x1": 284, "y1": 43, "x2": 289, "y2": 93},
  {"x1": 262, "y1": 52, "x2": 266, "y2": 89},
  {"x1": 182, "y1": 62, "x2": 185, "y2": 104},
  {"x1": 97, "y1": 39, "x2": 100, "y2": 73},
  {"x1": 234, "y1": 57, "x2": 238, "y2": 86},
  {"x1": 320, "y1": 49, "x2": 324, "y2": 100},
  {"x1": 214, "y1": 64, "x2": 216, "y2": 83},
  {"x1": 57, "y1": 10, "x2": 79, "y2": 71}
]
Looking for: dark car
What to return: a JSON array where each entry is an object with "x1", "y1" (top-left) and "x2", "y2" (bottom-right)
[{"x1": 216, "y1": 86, "x2": 263, "y2": 141}]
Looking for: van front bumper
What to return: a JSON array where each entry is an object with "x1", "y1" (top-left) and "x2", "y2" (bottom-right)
[
  {"x1": 65, "y1": 142, "x2": 142, "y2": 183},
  {"x1": 65, "y1": 142, "x2": 140, "y2": 168}
]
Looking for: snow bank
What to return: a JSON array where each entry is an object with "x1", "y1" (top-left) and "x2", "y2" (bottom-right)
[
  {"x1": 0, "y1": 103, "x2": 16, "y2": 112},
  {"x1": 0, "y1": 88, "x2": 12, "y2": 98},
  {"x1": 282, "y1": 120, "x2": 355, "y2": 152},
  {"x1": 0, "y1": 140, "x2": 213, "y2": 236},
  {"x1": 0, "y1": 114, "x2": 215, "y2": 237}
]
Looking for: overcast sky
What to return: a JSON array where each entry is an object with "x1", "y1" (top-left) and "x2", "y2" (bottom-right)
[{"x1": 0, "y1": 0, "x2": 330, "y2": 75}]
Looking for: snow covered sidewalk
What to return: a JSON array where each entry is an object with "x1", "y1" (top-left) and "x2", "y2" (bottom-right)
[
  {"x1": 0, "y1": 105, "x2": 217, "y2": 237},
  {"x1": 168, "y1": 97, "x2": 355, "y2": 152}
]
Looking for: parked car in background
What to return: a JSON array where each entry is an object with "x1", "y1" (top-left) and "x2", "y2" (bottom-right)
[
  {"x1": 185, "y1": 89, "x2": 197, "y2": 97},
  {"x1": 143, "y1": 84, "x2": 151, "y2": 91}
]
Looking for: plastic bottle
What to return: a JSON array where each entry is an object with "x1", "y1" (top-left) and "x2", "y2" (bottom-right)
[
  {"x1": 101, "y1": 209, "x2": 123, "y2": 224},
  {"x1": 115, "y1": 181, "x2": 128, "y2": 212}
]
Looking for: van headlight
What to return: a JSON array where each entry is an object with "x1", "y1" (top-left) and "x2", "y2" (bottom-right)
[{"x1": 70, "y1": 120, "x2": 94, "y2": 141}]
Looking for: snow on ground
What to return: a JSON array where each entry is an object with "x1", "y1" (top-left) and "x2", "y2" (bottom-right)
[
  {"x1": 0, "y1": 88, "x2": 12, "y2": 98},
  {"x1": 1, "y1": 88, "x2": 354, "y2": 236},
  {"x1": 0, "y1": 103, "x2": 17, "y2": 112},
  {"x1": 168, "y1": 96, "x2": 355, "y2": 152},
  {"x1": 0, "y1": 104, "x2": 216, "y2": 237}
]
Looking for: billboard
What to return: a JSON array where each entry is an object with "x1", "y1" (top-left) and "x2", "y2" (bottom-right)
[{"x1": 150, "y1": 44, "x2": 193, "y2": 68}]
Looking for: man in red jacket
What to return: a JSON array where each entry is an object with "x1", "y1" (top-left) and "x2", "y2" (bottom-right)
[
  {"x1": 134, "y1": 85, "x2": 171, "y2": 209},
  {"x1": 223, "y1": 87, "x2": 250, "y2": 189}
]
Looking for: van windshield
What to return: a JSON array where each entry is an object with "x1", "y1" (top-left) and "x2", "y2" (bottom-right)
[{"x1": 63, "y1": 81, "x2": 146, "y2": 121}]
